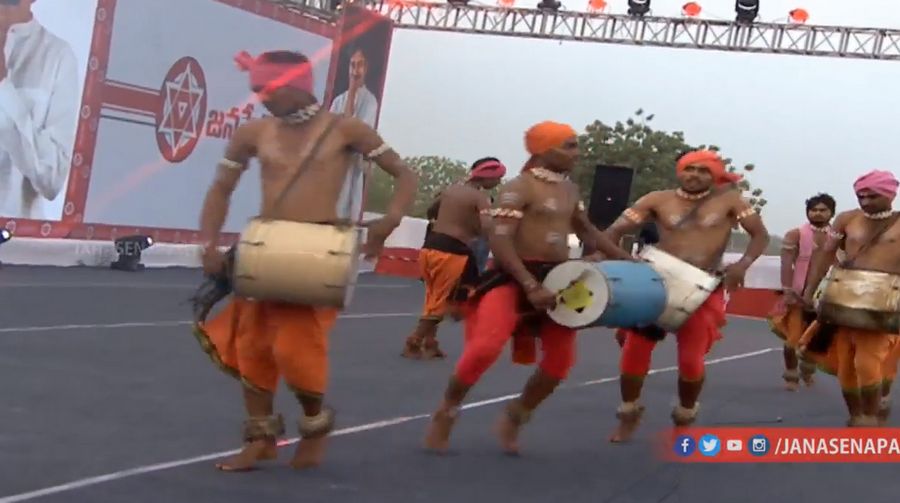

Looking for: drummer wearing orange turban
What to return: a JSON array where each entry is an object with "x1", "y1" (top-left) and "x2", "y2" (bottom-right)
[
  {"x1": 798, "y1": 169, "x2": 900, "y2": 426},
  {"x1": 422, "y1": 120, "x2": 631, "y2": 455}
]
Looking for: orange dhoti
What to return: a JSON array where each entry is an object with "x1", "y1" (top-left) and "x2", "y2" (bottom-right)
[
  {"x1": 193, "y1": 297, "x2": 338, "y2": 398},
  {"x1": 418, "y1": 231, "x2": 480, "y2": 322},
  {"x1": 768, "y1": 301, "x2": 818, "y2": 383},
  {"x1": 799, "y1": 322, "x2": 900, "y2": 393}
]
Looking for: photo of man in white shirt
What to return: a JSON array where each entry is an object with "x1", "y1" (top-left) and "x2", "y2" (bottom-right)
[
  {"x1": 0, "y1": 0, "x2": 79, "y2": 219},
  {"x1": 329, "y1": 45, "x2": 379, "y2": 128}
]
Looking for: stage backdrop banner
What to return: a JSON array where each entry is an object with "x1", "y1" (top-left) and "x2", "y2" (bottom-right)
[
  {"x1": 329, "y1": 4, "x2": 394, "y2": 222},
  {"x1": 0, "y1": 0, "x2": 98, "y2": 224}
]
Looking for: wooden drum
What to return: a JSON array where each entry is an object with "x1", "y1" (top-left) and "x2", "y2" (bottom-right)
[{"x1": 233, "y1": 218, "x2": 362, "y2": 308}]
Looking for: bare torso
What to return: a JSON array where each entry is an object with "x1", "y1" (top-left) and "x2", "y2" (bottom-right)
[
  {"x1": 504, "y1": 175, "x2": 580, "y2": 262},
  {"x1": 251, "y1": 114, "x2": 358, "y2": 223},
  {"x1": 641, "y1": 189, "x2": 747, "y2": 271},
  {"x1": 431, "y1": 183, "x2": 488, "y2": 244},
  {"x1": 839, "y1": 210, "x2": 900, "y2": 275}
]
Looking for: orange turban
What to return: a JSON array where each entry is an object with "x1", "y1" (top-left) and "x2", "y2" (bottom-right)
[
  {"x1": 676, "y1": 150, "x2": 742, "y2": 186},
  {"x1": 524, "y1": 121, "x2": 577, "y2": 156}
]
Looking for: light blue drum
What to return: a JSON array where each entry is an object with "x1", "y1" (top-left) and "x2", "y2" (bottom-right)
[{"x1": 542, "y1": 259, "x2": 668, "y2": 329}]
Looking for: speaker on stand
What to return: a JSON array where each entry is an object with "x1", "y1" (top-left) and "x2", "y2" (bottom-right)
[{"x1": 580, "y1": 164, "x2": 635, "y2": 256}]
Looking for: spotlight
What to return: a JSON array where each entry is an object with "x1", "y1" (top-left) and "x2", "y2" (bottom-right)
[
  {"x1": 537, "y1": 0, "x2": 561, "y2": 11},
  {"x1": 627, "y1": 0, "x2": 650, "y2": 17},
  {"x1": 111, "y1": 235, "x2": 153, "y2": 272},
  {"x1": 735, "y1": 0, "x2": 759, "y2": 24}
]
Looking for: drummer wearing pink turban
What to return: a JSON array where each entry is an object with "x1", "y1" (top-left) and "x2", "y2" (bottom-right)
[{"x1": 800, "y1": 169, "x2": 900, "y2": 427}]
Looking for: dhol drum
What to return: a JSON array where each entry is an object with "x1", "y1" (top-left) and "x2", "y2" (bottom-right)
[
  {"x1": 232, "y1": 218, "x2": 363, "y2": 308},
  {"x1": 638, "y1": 246, "x2": 722, "y2": 333},
  {"x1": 815, "y1": 267, "x2": 900, "y2": 332},
  {"x1": 543, "y1": 259, "x2": 668, "y2": 329}
]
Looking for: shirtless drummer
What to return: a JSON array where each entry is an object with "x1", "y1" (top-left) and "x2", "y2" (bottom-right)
[
  {"x1": 603, "y1": 150, "x2": 769, "y2": 441},
  {"x1": 194, "y1": 50, "x2": 417, "y2": 471}
]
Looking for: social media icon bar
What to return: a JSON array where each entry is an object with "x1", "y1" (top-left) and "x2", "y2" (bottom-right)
[
  {"x1": 749, "y1": 434, "x2": 770, "y2": 456},
  {"x1": 698, "y1": 434, "x2": 721, "y2": 456},
  {"x1": 726, "y1": 439, "x2": 743, "y2": 452},
  {"x1": 674, "y1": 435, "x2": 695, "y2": 457}
]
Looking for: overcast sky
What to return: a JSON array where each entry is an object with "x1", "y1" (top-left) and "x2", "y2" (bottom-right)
[{"x1": 375, "y1": 0, "x2": 900, "y2": 235}]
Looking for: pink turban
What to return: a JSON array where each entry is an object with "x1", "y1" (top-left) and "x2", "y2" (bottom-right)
[
  {"x1": 469, "y1": 158, "x2": 507, "y2": 180},
  {"x1": 853, "y1": 170, "x2": 899, "y2": 200},
  {"x1": 234, "y1": 51, "x2": 314, "y2": 95}
]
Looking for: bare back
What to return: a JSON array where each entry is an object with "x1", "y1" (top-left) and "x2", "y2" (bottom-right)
[
  {"x1": 495, "y1": 174, "x2": 581, "y2": 262},
  {"x1": 833, "y1": 210, "x2": 900, "y2": 275},
  {"x1": 629, "y1": 189, "x2": 755, "y2": 270},
  {"x1": 431, "y1": 183, "x2": 489, "y2": 244}
]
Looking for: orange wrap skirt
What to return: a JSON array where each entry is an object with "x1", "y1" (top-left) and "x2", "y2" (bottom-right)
[{"x1": 799, "y1": 321, "x2": 900, "y2": 392}]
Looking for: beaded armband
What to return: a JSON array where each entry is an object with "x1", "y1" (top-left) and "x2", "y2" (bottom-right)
[
  {"x1": 781, "y1": 242, "x2": 798, "y2": 251},
  {"x1": 480, "y1": 208, "x2": 524, "y2": 219},
  {"x1": 218, "y1": 158, "x2": 244, "y2": 171},
  {"x1": 622, "y1": 208, "x2": 644, "y2": 224},
  {"x1": 577, "y1": 200, "x2": 585, "y2": 212},
  {"x1": 364, "y1": 143, "x2": 392, "y2": 160},
  {"x1": 735, "y1": 207, "x2": 757, "y2": 222}
]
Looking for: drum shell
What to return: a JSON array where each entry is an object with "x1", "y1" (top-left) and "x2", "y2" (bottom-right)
[
  {"x1": 639, "y1": 246, "x2": 721, "y2": 332},
  {"x1": 816, "y1": 268, "x2": 900, "y2": 333},
  {"x1": 543, "y1": 259, "x2": 667, "y2": 329},
  {"x1": 233, "y1": 219, "x2": 361, "y2": 308}
]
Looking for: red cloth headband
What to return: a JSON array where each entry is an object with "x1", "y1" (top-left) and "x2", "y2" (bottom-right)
[
  {"x1": 234, "y1": 51, "x2": 314, "y2": 95},
  {"x1": 470, "y1": 160, "x2": 507, "y2": 179}
]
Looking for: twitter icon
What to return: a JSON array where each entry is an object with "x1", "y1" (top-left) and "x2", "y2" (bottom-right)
[{"x1": 699, "y1": 434, "x2": 721, "y2": 457}]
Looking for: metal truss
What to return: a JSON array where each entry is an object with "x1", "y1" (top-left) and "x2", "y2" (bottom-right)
[{"x1": 282, "y1": 0, "x2": 900, "y2": 61}]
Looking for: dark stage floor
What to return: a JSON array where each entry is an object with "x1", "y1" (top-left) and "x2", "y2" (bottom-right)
[{"x1": 0, "y1": 266, "x2": 896, "y2": 503}]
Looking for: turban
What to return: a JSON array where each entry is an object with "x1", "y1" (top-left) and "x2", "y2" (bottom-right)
[
  {"x1": 234, "y1": 51, "x2": 314, "y2": 95},
  {"x1": 676, "y1": 150, "x2": 742, "y2": 186},
  {"x1": 469, "y1": 158, "x2": 507, "y2": 180},
  {"x1": 524, "y1": 121, "x2": 577, "y2": 156},
  {"x1": 853, "y1": 170, "x2": 898, "y2": 200}
]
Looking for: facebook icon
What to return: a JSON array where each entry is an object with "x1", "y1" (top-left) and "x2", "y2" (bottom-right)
[{"x1": 674, "y1": 435, "x2": 696, "y2": 457}]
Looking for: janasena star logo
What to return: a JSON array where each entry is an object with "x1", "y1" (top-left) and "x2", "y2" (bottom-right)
[{"x1": 154, "y1": 56, "x2": 208, "y2": 163}]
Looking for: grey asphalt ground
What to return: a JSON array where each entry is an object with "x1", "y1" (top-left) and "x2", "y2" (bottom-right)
[{"x1": 0, "y1": 266, "x2": 897, "y2": 503}]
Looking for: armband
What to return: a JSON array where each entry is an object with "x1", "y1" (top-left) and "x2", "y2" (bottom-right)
[
  {"x1": 577, "y1": 200, "x2": 585, "y2": 212},
  {"x1": 481, "y1": 208, "x2": 524, "y2": 219},
  {"x1": 364, "y1": 143, "x2": 392, "y2": 160},
  {"x1": 735, "y1": 207, "x2": 757, "y2": 221},
  {"x1": 827, "y1": 228, "x2": 845, "y2": 240},
  {"x1": 623, "y1": 208, "x2": 644, "y2": 224},
  {"x1": 780, "y1": 243, "x2": 798, "y2": 251},
  {"x1": 218, "y1": 158, "x2": 244, "y2": 170}
]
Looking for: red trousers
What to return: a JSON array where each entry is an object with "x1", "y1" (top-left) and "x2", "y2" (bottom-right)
[
  {"x1": 455, "y1": 283, "x2": 577, "y2": 386},
  {"x1": 619, "y1": 288, "x2": 727, "y2": 382}
]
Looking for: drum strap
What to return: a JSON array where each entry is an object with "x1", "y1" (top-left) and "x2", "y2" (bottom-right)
[
  {"x1": 269, "y1": 115, "x2": 342, "y2": 214},
  {"x1": 841, "y1": 212, "x2": 900, "y2": 268}
]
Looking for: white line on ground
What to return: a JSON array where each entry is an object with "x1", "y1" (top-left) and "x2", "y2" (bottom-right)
[
  {"x1": 0, "y1": 347, "x2": 777, "y2": 503},
  {"x1": 0, "y1": 313, "x2": 420, "y2": 334}
]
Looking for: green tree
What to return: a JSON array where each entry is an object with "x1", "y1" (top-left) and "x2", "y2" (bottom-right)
[
  {"x1": 365, "y1": 155, "x2": 469, "y2": 218},
  {"x1": 573, "y1": 109, "x2": 767, "y2": 214}
]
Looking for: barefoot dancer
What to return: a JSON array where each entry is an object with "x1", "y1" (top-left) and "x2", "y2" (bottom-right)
[
  {"x1": 403, "y1": 157, "x2": 506, "y2": 359},
  {"x1": 603, "y1": 150, "x2": 769, "y2": 442},
  {"x1": 799, "y1": 170, "x2": 900, "y2": 426},
  {"x1": 768, "y1": 193, "x2": 835, "y2": 390},
  {"x1": 192, "y1": 50, "x2": 417, "y2": 471},
  {"x1": 423, "y1": 121, "x2": 631, "y2": 455}
]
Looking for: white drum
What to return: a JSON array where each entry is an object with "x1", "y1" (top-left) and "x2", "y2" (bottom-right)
[
  {"x1": 233, "y1": 218, "x2": 362, "y2": 308},
  {"x1": 638, "y1": 246, "x2": 722, "y2": 332}
]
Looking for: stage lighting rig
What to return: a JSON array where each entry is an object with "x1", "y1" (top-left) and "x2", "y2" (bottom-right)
[
  {"x1": 537, "y1": 0, "x2": 561, "y2": 12},
  {"x1": 111, "y1": 235, "x2": 154, "y2": 272},
  {"x1": 448, "y1": 0, "x2": 470, "y2": 6},
  {"x1": 628, "y1": 0, "x2": 650, "y2": 18},
  {"x1": 735, "y1": 0, "x2": 759, "y2": 24}
]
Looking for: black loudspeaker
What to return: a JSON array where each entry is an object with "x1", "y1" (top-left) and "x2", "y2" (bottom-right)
[{"x1": 587, "y1": 164, "x2": 634, "y2": 230}]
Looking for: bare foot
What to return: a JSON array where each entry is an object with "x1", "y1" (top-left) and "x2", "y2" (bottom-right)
[
  {"x1": 401, "y1": 347, "x2": 422, "y2": 359},
  {"x1": 609, "y1": 406, "x2": 644, "y2": 443},
  {"x1": 495, "y1": 413, "x2": 521, "y2": 455},
  {"x1": 289, "y1": 436, "x2": 328, "y2": 469},
  {"x1": 421, "y1": 346, "x2": 446, "y2": 360},
  {"x1": 785, "y1": 381, "x2": 799, "y2": 392},
  {"x1": 802, "y1": 376, "x2": 815, "y2": 387},
  {"x1": 215, "y1": 440, "x2": 277, "y2": 472},
  {"x1": 424, "y1": 409, "x2": 457, "y2": 453}
]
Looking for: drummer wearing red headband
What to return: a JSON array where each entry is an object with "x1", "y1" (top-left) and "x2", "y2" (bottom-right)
[
  {"x1": 193, "y1": 50, "x2": 417, "y2": 471},
  {"x1": 604, "y1": 149, "x2": 769, "y2": 442},
  {"x1": 423, "y1": 121, "x2": 631, "y2": 455},
  {"x1": 402, "y1": 157, "x2": 507, "y2": 360}
]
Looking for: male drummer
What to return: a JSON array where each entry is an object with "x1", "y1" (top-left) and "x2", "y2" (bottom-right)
[
  {"x1": 603, "y1": 149, "x2": 770, "y2": 442},
  {"x1": 801, "y1": 170, "x2": 900, "y2": 426},
  {"x1": 769, "y1": 193, "x2": 836, "y2": 390},
  {"x1": 402, "y1": 157, "x2": 506, "y2": 360},
  {"x1": 423, "y1": 121, "x2": 632, "y2": 455},
  {"x1": 193, "y1": 50, "x2": 417, "y2": 471}
]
